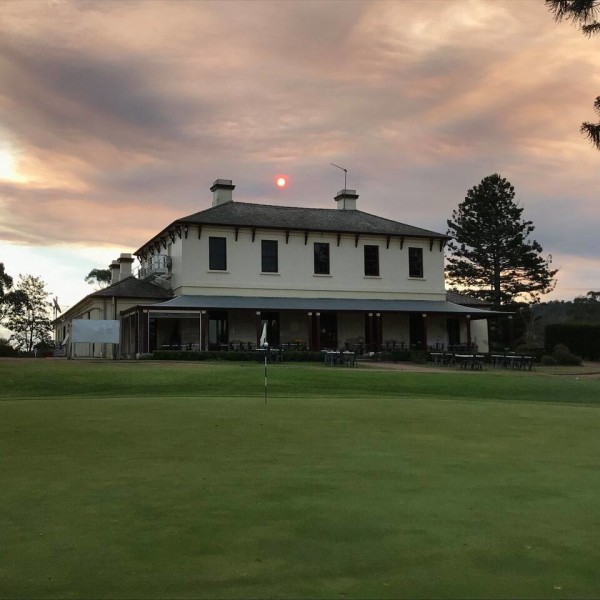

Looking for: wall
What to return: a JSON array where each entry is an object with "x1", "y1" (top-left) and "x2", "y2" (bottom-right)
[
  {"x1": 54, "y1": 296, "x2": 158, "y2": 358},
  {"x1": 165, "y1": 225, "x2": 446, "y2": 300}
]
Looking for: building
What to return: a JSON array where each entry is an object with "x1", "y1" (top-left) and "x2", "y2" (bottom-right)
[
  {"x1": 94, "y1": 179, "x2": 494, "y2": 357},
  {"x1": 53, "y1": 255, "x2": 172, "y2": 358}
]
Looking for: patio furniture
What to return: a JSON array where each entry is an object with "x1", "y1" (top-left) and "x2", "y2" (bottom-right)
[
  {"x1": 431, "y1": 352, "x2": 454, "y2": 366},
  {"x1": 455, "y1": 354, "x2": 486, "y2": 370}
]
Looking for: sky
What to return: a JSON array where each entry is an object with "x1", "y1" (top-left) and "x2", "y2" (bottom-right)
[{"x1": 1, "y1": 0, "x2": 599, "y2": 317}]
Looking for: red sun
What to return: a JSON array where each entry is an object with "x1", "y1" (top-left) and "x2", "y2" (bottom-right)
[{"x1": 275, "y1": 175, "x2": 288, "y2": 188}]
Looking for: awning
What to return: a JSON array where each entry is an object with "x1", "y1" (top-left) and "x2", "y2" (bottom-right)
[{"x1": 145, "y1": 295, "x2": 505, "y2": 318}]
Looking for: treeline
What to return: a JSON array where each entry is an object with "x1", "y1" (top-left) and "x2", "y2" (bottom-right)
[{"x1": 523, "y1": 292, "x2": 600, "y2": 361}]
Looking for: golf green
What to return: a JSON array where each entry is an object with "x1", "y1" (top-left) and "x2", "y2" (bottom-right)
[{"x1": 1, "y1": 360, "x2": 599, "y2": 598}]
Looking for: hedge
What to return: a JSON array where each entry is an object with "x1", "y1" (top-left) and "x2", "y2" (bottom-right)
[
  {"x1": 545, "y1": 323, "x2": 600, "y2": 361},
  {"x1": 148, "y1": 350, "x2": 324, "y2": 362}
]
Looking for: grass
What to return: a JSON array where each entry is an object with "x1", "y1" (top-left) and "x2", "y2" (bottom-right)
[{"x1": 1, "y1": 359, "x2": 599, "y2": 599}]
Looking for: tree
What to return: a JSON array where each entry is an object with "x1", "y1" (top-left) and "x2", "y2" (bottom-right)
[
  {"x1": 0, "y1": 262, "x2": 12, "y2": 296},
  {"x1": 0, "y1": 262, "x2": 14, "y2": 322},
  {"x1": 85, "y1": 268, "x2": 111, "y2": 289},
  {"x1": 446, "y1": 174, "x2": 558, "y2": 308},
  {"x1": 546, "y1": 0, "x2": 600, "y2": 149},
  {"x1": 570, "y1": 290, "x2": 600, "y2": 322},
  {"x1": 4, "y1": 275, "x2": 52, "y2": 353}
]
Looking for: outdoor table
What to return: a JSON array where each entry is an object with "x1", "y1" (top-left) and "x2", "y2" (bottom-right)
[
  {"x1": 323, "y1": 350, "x2": 354, "y2": 366},
  {"x1": 431, "y1": 352, "x2": 454, "y2": 366},
  {"x1": 431, "y1": 352, "x2": 445, "y2": 366},
  {"x1": 504, "y1": 355, "x2": 535, "y2": 370},
  {"x1": 257, "y1": 348, "x2": 282, "y2": 363},
  {"x1": 455, "y1": 354, "x2": 486, "y2": 370},
  {"x1": 491, "y1": 354, "x2": 506, "y2": 368},
  {"x1": 521, "y1": 355, "x2": 535, "y2": 370},
  {"x1": 342, "y1": 351, "x2": 356, "y2": 367}
]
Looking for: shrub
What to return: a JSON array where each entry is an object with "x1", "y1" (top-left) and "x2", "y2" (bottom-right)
[
  {"x1": 552, "y1": 344, "x2": 583, "y2": 366},
  {"x1": 545, "y1": 323, "x2": 600, "y2": 361},
  {"x1": 538, "y1": 344, "x2": 582, "y2": 367}
]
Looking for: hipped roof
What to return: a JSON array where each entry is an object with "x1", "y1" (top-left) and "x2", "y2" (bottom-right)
[
  {"x1": 135, "y1": 201, "x2": 449, "y2": 255},
  {"x1": 54, "y1": 276, "x2": 172, "y2": 322}
]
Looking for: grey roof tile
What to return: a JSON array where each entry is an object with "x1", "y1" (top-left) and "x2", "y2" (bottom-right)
[
  {"x1": 179, "y1": 202, "x2": 447, "y2": 237},
  {"x1": 90, "y1": 276, "x2": 173, "y2": 299},
  {"x1": 135, "y1": 201, "x2": 448, "y2": 253}
]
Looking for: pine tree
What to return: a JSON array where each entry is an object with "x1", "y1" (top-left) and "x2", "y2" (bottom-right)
[
  {"x1": 446, "y1": 174, "x2": 558, "y2": 307},
  {"x1": 546, "y1": 0, "x2": 600, "y2": 149}
]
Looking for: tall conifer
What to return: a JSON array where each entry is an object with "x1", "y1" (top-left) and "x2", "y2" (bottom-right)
[{"x1": 446, "y1": 174, "x2": 558, "y2": 307}]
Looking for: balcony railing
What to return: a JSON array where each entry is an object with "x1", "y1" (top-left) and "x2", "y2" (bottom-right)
[{"x1": 135, "y1": 255, "x2": 171, "y2": 279}]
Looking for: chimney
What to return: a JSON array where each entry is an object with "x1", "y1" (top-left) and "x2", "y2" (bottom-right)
[
  {"x1": 211, "y1": 179, "x2": 235, "y2": 207},
  {"x1": 117, "y1": 253, "x2": 134, "y2": 280},
  {"x1": 334, "y1": 189, "x2": 359, "y2": 210},
  {"x1": 109, "y1": 260, "x2": 120, "y2": 284}
]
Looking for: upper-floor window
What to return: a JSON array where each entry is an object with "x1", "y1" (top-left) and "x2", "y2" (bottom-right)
[
  {"x1": 364, "y1": 245, "x2": 380, "y2": 276},
  {"x1": 314, "y1": 242, "x2": 330, "y2": 275},
  {"x1": 209, "y1": 237, "x2": 227, "y2": 271},
  {"x1": 261, "y1": 240, "x2": 278, "y2": 273},
  {"x1": 408, "y1": 247, "x2": 423, "y2": 278}
]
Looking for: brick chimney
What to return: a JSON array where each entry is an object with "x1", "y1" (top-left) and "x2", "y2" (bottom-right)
[
  {"x1": 334, "y1": 189, "x2": 358, "y2": 210},
  {"x1": 211, "y1": 179, "x2": 235, "y2": 207},
  {"x1": 118, "y1": 253, "x2": 134, "y2": 280},
  {"x1": 109, "y1": 260, "x2": 120, "y2": 284}
]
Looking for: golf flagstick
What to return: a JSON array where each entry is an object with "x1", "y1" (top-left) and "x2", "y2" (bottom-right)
[
  {"x1": 260, "y1": 322, "x2": 268, "y2": 404},
  {"x1": 264, "y1": 352, "x2": 267, "y2": 404}
]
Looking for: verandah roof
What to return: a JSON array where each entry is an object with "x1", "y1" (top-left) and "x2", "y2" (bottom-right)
[{"x1": 134, "y1": 295, "x2": 504, "y2": 319}]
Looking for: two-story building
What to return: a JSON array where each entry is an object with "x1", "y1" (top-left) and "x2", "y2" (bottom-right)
[{"x1": 104, "y1": 179, "x2": 494, "y2": 357}]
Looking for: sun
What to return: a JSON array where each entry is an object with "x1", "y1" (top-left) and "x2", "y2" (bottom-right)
[
  {"x1": 0, "y1": 150, "x2": 16, "y2": 181},
  {"x1": 0, "y1": 148, "x2": 27, "y2": 183},
  {"x1": 275, "y1": 175, "x2": 288, "y2": 188}
]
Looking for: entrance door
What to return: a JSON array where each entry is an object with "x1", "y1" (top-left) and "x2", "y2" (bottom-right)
[
  {"x1": 409, "y1": 314, "x2": 426, "y2": 350},
  {"x1": 364, "y1": 313, "x2": 383, "y2": 351},
  {"x1": 319, "y1": 313, "x2": 337, "y2": 349},
  {"x1": 208, "y1": 311, "x2": 228, "y2": 350},
  {"x1": 447, "y1": 318, "x2": 460, "y2": 349}
]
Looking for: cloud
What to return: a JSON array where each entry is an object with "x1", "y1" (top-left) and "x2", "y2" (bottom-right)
[{"x1": 0, "y1": 0, "x2": 599, "y2": 300}]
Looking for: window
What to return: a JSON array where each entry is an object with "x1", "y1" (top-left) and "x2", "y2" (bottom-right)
[
  {"x1": 409, "y1": 247, "x2": 423, "y2": 278},
  {"x1": 209, "y1": 237, "x2": 227, "y2": 271},
  {"x1": 261, "y1": 240, "x2": 278, "y2": 273},
  {"x1": 314, "y1": 242, "x2": 330, "y2": 274},
  {"x1": 364, "y1": 245, "x2": 380, "y2": 276}
]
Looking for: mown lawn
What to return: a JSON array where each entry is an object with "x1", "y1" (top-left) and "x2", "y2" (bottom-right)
[{"x1": 1, "y1": 359, "x2": 599, "y2": 599}]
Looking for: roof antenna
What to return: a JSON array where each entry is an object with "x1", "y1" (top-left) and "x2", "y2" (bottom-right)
[{"x1": 330, "y1": 163, "x2": 347, "y2": 190}]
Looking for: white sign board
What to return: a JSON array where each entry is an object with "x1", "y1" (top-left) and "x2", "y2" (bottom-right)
[{"x1": 72, "y1": 320, "x2": 120, "y2": 344}]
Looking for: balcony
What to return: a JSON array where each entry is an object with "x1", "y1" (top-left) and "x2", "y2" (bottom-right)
[{"x1": 136, "y1": 255, "x2": 172, "y2": 280}]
